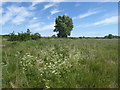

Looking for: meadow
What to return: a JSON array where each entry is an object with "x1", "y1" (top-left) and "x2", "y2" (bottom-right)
[{"x1": 2, "y1": 38, "x2": 118, "y2": 88}]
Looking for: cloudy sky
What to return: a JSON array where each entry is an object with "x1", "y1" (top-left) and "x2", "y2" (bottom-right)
[{"x1": 0, "y1": 2, "x2": 118, "y2": 37}]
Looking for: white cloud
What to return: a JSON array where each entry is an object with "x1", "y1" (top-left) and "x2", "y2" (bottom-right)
[
  {"x1": 12, "y1": 16, "x2": 25, "y2": 24},
  {"x1": 0, "y1": 2, "x2": 2, "y2": 7},
  {"x1": 0, "y1": 8, "x2": 2, "y2": 14},
  {"x1": 1, "y1": 0, "x2": 119, "y2": 2},
  {"x1": 31, "y1": 2, "x2": 40, "y2": 6},
  {"x1": 75, "y1": 3, "x2": 80, "y2": 7},
  {"x1": 92, "y1": 16, "x2": 118, "y2": 25},
  {"x1": 28, "y1": 5, "x2": 36, "y2": 10},
  {"x1": 43, "y1": 3, "x2": 56, "y2": 10},
  {"x1": 33, "y1": 17, "x2": 37, "y2": 20},
  {"x1": 50, "y1": 8, "x2": 61, "y2": 15},
  {"x1": 31, "y1": 0, "x2": 45, "y2": 7},
  {"x1": 35, "y1": 23, "x2": 55, "y2": 31},
  {"x1": 28, "y1": 20, "x2": 55, "y2": 31},
  {"x1": 107, "y1": 0, "x2": 119, "y2": 1},
  {"x1": 1, "y1": 5, "x2": 33, "y2": 25},
  {"x1": 28, "y1": 23, "x2": 41, "y2": 28},
  {"x1": 1, "y1": 11, "x2": 13, "y2": 25},
  {"x1": 0, "y1": 3, "x2": 2, "y2": 13},
  {"x1": 27, "y1": 16, "x2": 47, "y2": 32},
  {"x1": 47, "y1": 16, "x2": 50, "y2": 19},
  {"x1": 73, "y1": 10, "x2": 100, "y2": 19},
  {"x1": 75, "y1": 16, "x2": 118, "y2": 28}
]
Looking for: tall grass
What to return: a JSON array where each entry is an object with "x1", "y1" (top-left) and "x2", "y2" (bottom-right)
[{"x1": 2, "y1": 39, "x2": 118, "y2": 88}]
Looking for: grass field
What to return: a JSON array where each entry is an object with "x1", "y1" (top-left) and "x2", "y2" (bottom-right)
[{"x1": 2, "y1": 38, "x2": 118, "y2": 88}]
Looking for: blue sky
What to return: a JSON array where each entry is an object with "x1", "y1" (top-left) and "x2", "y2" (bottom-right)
[{"x1": 0, "y1": 2, "x2": 118, "y2": 37}]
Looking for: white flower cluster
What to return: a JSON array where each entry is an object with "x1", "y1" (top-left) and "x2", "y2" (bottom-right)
[
  {"x1": 37, "y1": 47, "x2": 77, "y2": 78},
  {"x1": 20, "y1": 53, "x2": 37, "y2": 71},
  {"x1": 18, "y1": 45, "x2": 90, "y2": 88}
]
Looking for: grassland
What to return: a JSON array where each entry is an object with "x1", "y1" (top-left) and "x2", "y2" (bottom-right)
[{"x1": 2, "y1": 38, "x2": 118, "y2": 88}]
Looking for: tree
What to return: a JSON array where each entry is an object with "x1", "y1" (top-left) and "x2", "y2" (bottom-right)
[
  {"x1": 8, "y1": 31, "x2": 17, "y2": 41},
  {"x1": 54, "y1": 15, "x2": 73, "y2": 38},
  {"x1": 31, "y1": 33, "x2": 41, "y2": 40},
  {"x1": 26, "y1": 29, "x2": 31, "y2": 40},
  {"x1": 104, "y1": 35, "x2": 108, "y2": 39},
  {"x1": 108, "y1": 34, "x2": 113, "y2": 39},
  {"x1": 27, "y1": 29, "x2": 31, "y2": 34},
  {"x1": 51, "y1": 35, "x2": 56, "y2": 38}
]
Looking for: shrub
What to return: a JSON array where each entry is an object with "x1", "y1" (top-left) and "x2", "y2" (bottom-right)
[
  {"x1": 31, "y1": 33, "x2": 41, "y2": 40},
  {"x1": 8, "y1": 29, "x2": 41, "y2": 41},
  {"x1": 108, "y1": 34, "x2": 113, "y2": 39},
  {"x1": 51, "y1": 35, "x2": 57, "y2": 38},
  {"x1": 8, "y1": 31, "x2": 18, "y2": 41}
]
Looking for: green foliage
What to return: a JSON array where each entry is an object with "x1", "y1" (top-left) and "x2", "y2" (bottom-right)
[
  {"x1": 8, "y1": 31, "x2": 18, "y2": 41},
  {"x1": 31, "y1": 33, "x2": 41, "y2": 40},
  {"x1": 2, "y1": 39, "x2": 118, "y2": 88},
  {"x1": 104, "y1": 34, "x2": 119, "y2": 39},
  {"x1": 69, "y1": 37, "x2": 79, "y2": 39},
  {"x1": 79, "y1": 37, "x2": 83, "y2": 39},
  {"x1": 51, "y1": 35, "x2": 57, "y2": 38},
  {"x1": 8, "y1": 29, "x2": 41, "y2": 41},
  {"x1": 54, "y1": 15, "x2": 73, "y2": 38},
  {"x1": 108, "y1": 34, "x2": 113, "y2": 39}
]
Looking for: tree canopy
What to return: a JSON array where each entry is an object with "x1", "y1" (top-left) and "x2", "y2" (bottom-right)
[{"x1": 54, "y1": 15, "x2": 73, "y2": 38}]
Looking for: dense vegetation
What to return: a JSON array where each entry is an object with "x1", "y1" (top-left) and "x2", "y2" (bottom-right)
[
  {"x1": 104, "y1": 34, "x2": 119, "y2": 39},
  {"x1": 2, "y1": 38, "x2": 118, "y2": 88},
  {"x1": 2, "y1": 33, "x2": 119, "y2": 42},
  {"x1": 7, "y1": 29, "x2": 41, "y2": 41}
]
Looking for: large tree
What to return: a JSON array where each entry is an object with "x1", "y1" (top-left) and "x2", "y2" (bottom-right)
[{"x1": 54, "y1": 15, "x2": 73, "y2": 38}]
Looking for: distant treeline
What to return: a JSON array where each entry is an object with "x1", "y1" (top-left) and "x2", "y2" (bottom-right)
[
  {"x1": 3, "y1": 29, "x2": 41, "y2": 41},
  {"x1": 78, "y1": 34, "x2": 120, "y2": 39},
  {"x1": 51, "y1": 34, "x2": 120, "y2": 39},
  {"x1": 1, "y1": 30, "x2": 120, "y2": 41}
]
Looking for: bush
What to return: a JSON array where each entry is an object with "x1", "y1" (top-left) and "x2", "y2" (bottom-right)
[
  {"x1": 79, "y1": 37, "x2": 83, "y2": 39},
  {"x1": 51, "y1": 35, "x2": 57, "y2": 38},
  {"x1": 104, "y1": 34, "x2": 119, "y2": 39},
  {"x1": 8, "y1": 29, "x2": 41, "y2": 41},
  {"x1": 31, "y1": 33, "x2": 41, "y2": 40},
  {"x1": 8, "y1": 31, "x2": 18, "y2": 41},
  {"x1": 108, "y1": 34, "x2": 113, "y2": 39}
]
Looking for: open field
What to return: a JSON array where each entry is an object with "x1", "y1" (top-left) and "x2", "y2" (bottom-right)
[{"x1": 2, "y1": 39, "x2": 118, "y2": 88}]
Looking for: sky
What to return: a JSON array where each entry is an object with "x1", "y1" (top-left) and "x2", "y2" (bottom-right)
[{"x1": 0, "y1": 2, "x2": 118, "y2": 37}]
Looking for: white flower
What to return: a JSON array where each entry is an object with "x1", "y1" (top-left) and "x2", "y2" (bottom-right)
[{"x1": 52, "y1": 70, "x2": 55, "y2": 73}]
